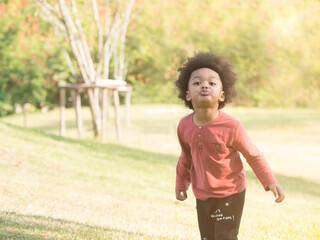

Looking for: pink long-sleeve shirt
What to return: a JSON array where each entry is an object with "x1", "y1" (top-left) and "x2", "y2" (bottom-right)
[{"x1": 175, "y1": 111, "x2": 277, "y2": 200}]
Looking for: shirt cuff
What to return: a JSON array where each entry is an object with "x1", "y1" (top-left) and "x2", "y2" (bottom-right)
[{"x1": 175, "y1": 180, "x2": 190, "y2": 191}]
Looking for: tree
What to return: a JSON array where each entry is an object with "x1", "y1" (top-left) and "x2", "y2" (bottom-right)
[
  {"x1": 0, "y1": 0, "x2": 58, "y2": 116},
  {"x1": 31, "y1": 0, "x2": 135, "y2": 137}
]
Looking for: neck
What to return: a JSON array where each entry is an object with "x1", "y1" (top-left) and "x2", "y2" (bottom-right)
[{"x1": 193, "y1": 107, "x2": 220, "y2": 126}]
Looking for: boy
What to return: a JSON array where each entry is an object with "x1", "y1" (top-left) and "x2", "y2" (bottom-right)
[{"x1": 175, "y1": 52, "x2": 285, "y2": 240}]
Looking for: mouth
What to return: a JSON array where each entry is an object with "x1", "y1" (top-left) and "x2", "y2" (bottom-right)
[{"x1": 200, "y1": 90, "x2": 210, "y2": 96}]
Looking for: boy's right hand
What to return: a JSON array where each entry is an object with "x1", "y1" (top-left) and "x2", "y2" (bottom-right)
[{"x1": 175, "y1": 190, "x2": 188, "y2": 201}]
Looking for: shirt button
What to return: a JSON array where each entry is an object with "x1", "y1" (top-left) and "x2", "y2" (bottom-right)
[
  {"x1": 198, "y1": 134, "x2": 201, "y2": 137},
  {"x1": 199, "y1": 127, "x2": 202, "y2": 129},
  {"x1": 198, "y1": 142, "x2": 202, "y2": 145}
]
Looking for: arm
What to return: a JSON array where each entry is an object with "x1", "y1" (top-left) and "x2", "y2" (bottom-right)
[
  {"x1": 175, "y1": 124, "x2": 192, "y2": 201},
  {"x1": 232, "y1": 122, "x2": 285, "y2": 203}
]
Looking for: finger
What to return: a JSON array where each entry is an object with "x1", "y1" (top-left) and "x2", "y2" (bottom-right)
[
  {"x1": 270, "y1": 186, "x2": 279, "y2": 199},
  {"x1": 179, "y1": 190, "x2": 187, "y2": 200},
  {"x1": 175, "y1": 190, "x2": 180, "y2": 200},
  {"x1": 275, "y1": 187, "x2": 285, "y2": 203},
  {"x1": 182, "y1": 190, "x2": 187, "y2": 199},
  {"x1": 175, "y1": 190, "x2": 182, "y2": 200}
]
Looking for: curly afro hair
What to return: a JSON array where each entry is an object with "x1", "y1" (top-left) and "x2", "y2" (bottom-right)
[{"x1": 176, "y1": 51, "x2": 237, "y2": 110}]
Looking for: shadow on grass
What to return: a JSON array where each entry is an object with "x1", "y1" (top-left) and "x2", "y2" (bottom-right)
[
  {"x1": 0, "y1": 211, "x2": 167, "y2": 240},
  {"x1": 0, "y1": 121, "x2": 177, "y2": 166},
  {"x1": 230, "y1": 108, "x2": 320, "y2": 129},
  {"x1": 27, "y1": 118, "x2": 92, "y2": 133},
  {"x1": 1, "y1": 121, "x2": 320, "y2": 198},
  {"x1": 246, "y1": 171, "x2": 320, "y2": 197}
]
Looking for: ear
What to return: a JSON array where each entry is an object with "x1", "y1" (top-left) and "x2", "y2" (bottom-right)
[
  {"x1": 186, "y1": 91, "x2": 191, "y2": 101},
  {"x1": 219, "y1": 91, "x2": 225, "y2": 102}
]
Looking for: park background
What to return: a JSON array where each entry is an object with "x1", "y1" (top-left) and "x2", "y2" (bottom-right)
[{"x1": 0, "y1": 0, "x2": 320, "y2": 239}]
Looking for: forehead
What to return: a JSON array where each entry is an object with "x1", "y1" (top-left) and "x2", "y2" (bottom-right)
[{"x1": 190, "y1": 68, "x2": 220, "y2": 79}]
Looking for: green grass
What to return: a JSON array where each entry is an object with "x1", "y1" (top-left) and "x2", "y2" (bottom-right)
[{"x1": 1, "y1": 105, "x2": 320, "y2": 239}]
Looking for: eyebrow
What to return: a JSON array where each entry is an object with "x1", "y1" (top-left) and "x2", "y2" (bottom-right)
[{"x1": 191, "y1": 75, "x2": 219, "y2": 80}]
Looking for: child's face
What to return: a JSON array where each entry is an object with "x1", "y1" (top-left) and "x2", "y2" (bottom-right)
[{"x1": 186, "y1": 68, "x2": 225, "y2": 109}]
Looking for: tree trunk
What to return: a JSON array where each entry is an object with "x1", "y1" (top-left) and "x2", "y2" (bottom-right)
[{"x1": 88, "y1": 88, "x2": 101, "y2": 137}]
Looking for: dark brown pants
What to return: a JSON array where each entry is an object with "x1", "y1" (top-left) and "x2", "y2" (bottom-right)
[{"x1": 196, "y1": 189, "x2": 246, "y2": 240}]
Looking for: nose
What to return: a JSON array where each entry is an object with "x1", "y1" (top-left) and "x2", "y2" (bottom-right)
[{"x1": 201, "y1": 81, "x2": 209, "y2": 88}]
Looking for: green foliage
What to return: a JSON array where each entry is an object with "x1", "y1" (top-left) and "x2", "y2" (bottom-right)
[
  {"x1": 0, "y1": 101, "x2": 14, "y2": 116},
  {"x1": 126, "y1": 0, "x2": 320, "y2": 107},
  {"x1": 0, "y1": 0, "x2": 71, "y2": 114},
  {"x1": 1, "y1": 0, "x2": 320, "y2": 113}
]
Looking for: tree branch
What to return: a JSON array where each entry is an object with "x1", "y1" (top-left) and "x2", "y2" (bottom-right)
[
  {"x1": 70, "y1": 0, "x2": 96, "y2": 82},
  {"x1": 91, "y1": 0, "x2": 103, "y2": 60},
  {"x1": 58, "y1": 0, "x2": 90, "y2": 83}
]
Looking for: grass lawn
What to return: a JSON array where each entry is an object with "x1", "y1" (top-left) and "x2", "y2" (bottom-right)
[{"x1": 0, "y1": 104, "x2": 319, "y2": 239}]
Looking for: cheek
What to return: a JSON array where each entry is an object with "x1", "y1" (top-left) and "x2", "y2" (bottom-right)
[{"x1": 215, "y1": 85, "x2": 223, "y2": 93}]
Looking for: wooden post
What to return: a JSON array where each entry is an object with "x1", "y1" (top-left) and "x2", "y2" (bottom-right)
[
  {"x1": 22, "y1": 103, "x2": 28, "y2": 128},
  {"x1": 101, "y1": 88, "x2": 108, "y2": 141},
  {"x1": 60, "y1": 87, "x2": 66, "y2": 136},
  {"x1": 106, "y1": 90, "x2": 111, "y2": 121},
  {"x1": 125, "y1": 86, "x2": 131, "y2": 127},
  {"x1": 74, "y1": 89, "x2": 83, "y2": 138},
  {"x1": 113, "y1": 89, "x2": 122, "y2": 141},
  {"x1": 58, "y1": 83, "x2": 128, "y2": 141}
]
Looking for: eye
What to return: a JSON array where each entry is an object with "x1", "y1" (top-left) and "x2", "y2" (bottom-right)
[
  {"x1": 209, "y1": 82, "x2": 216, "y2": 86},
  {"x1": 193, "y1": 81, "x2": 200, "y2": 86}
]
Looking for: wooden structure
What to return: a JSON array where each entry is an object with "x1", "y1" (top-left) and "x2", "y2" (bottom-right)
[{"x1": 59, "y1": 80, "x2": 131, "y2": 141}]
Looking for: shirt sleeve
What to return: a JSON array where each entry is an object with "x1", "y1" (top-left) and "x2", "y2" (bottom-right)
[
  {"x1": 175, "y1": 123, "x2": 192, "y2": 191},
  {"x1": 232, "y1": 121, "x2": 277, "y2": 190}
]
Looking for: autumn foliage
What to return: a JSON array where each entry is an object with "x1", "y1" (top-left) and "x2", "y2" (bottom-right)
[{"x1": 1, "y1": 0, "x2": 320, "y2": 116}]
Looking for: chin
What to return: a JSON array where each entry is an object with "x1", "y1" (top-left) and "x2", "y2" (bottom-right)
[{"x1": 194, "y1": 101, "x2": 216, "y2": 108}]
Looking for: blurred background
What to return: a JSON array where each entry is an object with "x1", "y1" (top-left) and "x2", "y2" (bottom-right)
[
  {"x1": 1, "y1": 0, "x2": 320, "y2": 116},
  {"x1": 1, "y1": 1, "x2": 320, "y2": 239}
]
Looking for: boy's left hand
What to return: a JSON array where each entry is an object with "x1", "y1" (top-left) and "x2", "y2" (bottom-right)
[{"x1": 268, "y1": 183, "x2": 285, "y2": 203}]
